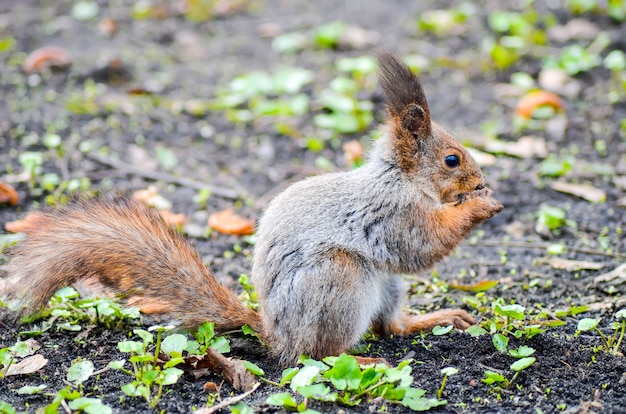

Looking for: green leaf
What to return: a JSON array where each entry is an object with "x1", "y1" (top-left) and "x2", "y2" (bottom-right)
[
  {"x1": 440, "y1": 367, "x2": 458, "y2": 376},
  {"x1": 108, "y1": 360, "x2": 126, "y2": 369},
  {"x1": 577, "y1": 318, "x2": 600, "y2": 331},
  {"x1": 118, "y1": 341, "x2": 144, "y2": 353},
  {"x1": 0, "y1": 401, "x2": 16, "y2": 414},
  {"x1": 296, "y1": 383, "x2": 335, "y2": 401},
  {"x1": 67, "y1": 360, "x2": 94, "y2": 385},
  {"x1": 133, "y1": 329, "x2": 154, "y2": 344},
  {"x1": 313, "y1": 21, "x2": 346, "y2": 48},
  {"x1": 482, "y1": 370, "x2": 506, "y2": 384},
  {"x1": 280, "y1": 367, "x2": 299, "y2": 386},
  {"x1": 229, "y1": 402, "x2": 255, "y2": 414},
  {"x1": 492, "y1": 333, "x2": 509, "y2": 352},
  {"x1": 509, "y1": 345, "x2": 535, "y2": 358},
  {"x1": 164, "y1": 357, "x2": 185, "y2": 369},
  {"x1": 615, "y1": 309, "x2": 626, "y2": 321},
  {"x1": 494, "y1": 303, "x2": 526, "y2": 320},
  {"x1": 432, "y1": 325, "x2": 454, "y2": 336},
  {"x1": 210, "y1": 336, "x2": 231, "y2": 353},
  {"x1": 266, "y1": 392, "x2": 298, "y2": 408},
  {"x1": 158, "y1": 367, "x2": 184, "y2": 385},
  {"x1": 510, "y1": 357, "x2": 535, "y2": 372},
  {"x1": 546, "y1": 243, "x2": 566, "y2": 255},
  {"x1": 360, "y1": 367, "x2": 383, "y2": 389},
  {"x1": 466, "y1": 325, "x2": 488, "y2": 337},
  {"x1": 402, "y1": 395, "x2": 447, "y2": 411},
  {"x1": 243, "y1": 361, "x2": 265, "y2": 377},
  {"x1": 68, "y1": 397, "x2": 112, "y2": 414},
  {"x1": 290, "y1": 365, "x2": 320, "y2": 391},
  {"x1": 71, "y1": 1, "x2": 99, "y2": 21},
  {"x1": 0, "y1": 37, "x2": 15, "y2": 53},
  {"x1": 570, "y1": 305, "x2": 590, "y2": 315},
  {"x1": 324, "y1": 353, "x2": 361, "y2": 391},
  {"x1": 160, "y1": 334, "x2": 188, "y2": 356},
  {"x1": 16, "y1": 384, "x2": 47, "y2": 395}
]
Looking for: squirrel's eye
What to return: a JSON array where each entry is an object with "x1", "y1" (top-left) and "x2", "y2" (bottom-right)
[{"x1": 445, "y1": 154, "x2": 460, "y2": 168}]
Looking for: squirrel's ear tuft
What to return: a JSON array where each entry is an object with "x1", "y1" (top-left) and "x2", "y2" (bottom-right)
[{"x1": 378, "y1": 51, "x2": 430, "y2": 121}]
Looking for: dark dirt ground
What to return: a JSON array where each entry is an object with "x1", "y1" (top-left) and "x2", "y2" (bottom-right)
[{"x1": 1, "y1": 0, "x2": 626, "y2": 413}]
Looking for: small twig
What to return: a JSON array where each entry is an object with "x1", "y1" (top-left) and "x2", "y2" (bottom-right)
[
  {"x1": 199, "y1": 382, "x2": 260, "y2": 414},
  {"x1": 86, "y1": 152, "x2": 243, "y2": 200},
  {"x1": 465, "y1": 240, "x2": 626, "y2": 259},
  {"x1": 60, "y1": 399, "x2": 72, "y2": 414}
]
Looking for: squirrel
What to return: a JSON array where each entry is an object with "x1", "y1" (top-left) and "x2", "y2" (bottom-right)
[{"x1": 1, "y1": 52, "x2": 503, "y2": 366}]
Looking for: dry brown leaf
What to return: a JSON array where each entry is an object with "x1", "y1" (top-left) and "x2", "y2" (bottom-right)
[
  {"x1": 5, "y1": 354, "x2": 48, "y2": 376},
  {"x1": 548, "y1": 19, "x2": 599, "y2": 42},
  {"x1": 515, "y1": 90, "x2": 563, "y2": 119},
  {"x1": 550, "y1": 182, "x2": 606, "y2": 203},
  {"x1": 594, "y1": 263, "x2": 626, "y2": 285},
  {"x1": 208, "y1": 209, "x2": 254, "y2": 236},
  {"x1": 187, "y1": 349, "x2": 256, "y2": 391},
  {"x1": 23, "y1": 46, "x2": 71, "y2": 73},
  {"x1": 0, "y1": 182, "x2": 19, "y2": 205},
  {"x1": 547, "y1": 257, "x2": 606, "y2": 271}
]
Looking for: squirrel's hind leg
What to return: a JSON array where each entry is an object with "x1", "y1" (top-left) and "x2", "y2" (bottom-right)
[
  {"x1": 262, "y1": 249, "x2": 383, "y2": 366},
  {"x1": 371, "y1": 276, "x2": 477, "y2": 336}
]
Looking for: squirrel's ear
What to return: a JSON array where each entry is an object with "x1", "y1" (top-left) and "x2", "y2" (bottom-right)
[{"x1": 378, "y1": 51, "x2": 432, "y2": 137}]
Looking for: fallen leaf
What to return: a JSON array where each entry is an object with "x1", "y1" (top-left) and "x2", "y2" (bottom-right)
[
  {"x1": 483, "y1": 136, "x2": 547, "y2": 159},
  {"x1": 159, "y1": 210, "x2": 186, "y2": 227},
  {"x1": 515, "y1": 90, "x2": 563, "y2": 119},
  {"x1": 594, "y1": 263, "x2": 626, "y2": 285},
  {"x1": 23, "y1": 46, "x2": 71, "y2": 73},
  {"x1": 547, "y1": 257, "x2": 606, "y2": 271},
  {"x1": 5, "y1": 354, "x2": 48, "y2": 376},
  {"x1": 548, "y1": 19, "x2": 599, "y2": 42},
  {"x1": 538, "y1": 68, "x2": 580, "y2": 96},
  {"x1": 550, "y1": 182, "x2": 606, "y2": 203},
  {"x1": 133, "y1": 186, "x2": 173, "y2": 210},
  {"x1": 449, "y1": 280, "x2": 498, "y2": 292},
  {"x1": 185, "y1": 349, "x2": 256, "y2": 391},
  {"x1": 338, "y1": 25, "x2": 379, "y2": 49},
  {"x1": 208, "y1": 209, "x2": 254, "y2": 236},
  {"x1": 0, "y1": 182, "x2": 19, "y2": 205}
]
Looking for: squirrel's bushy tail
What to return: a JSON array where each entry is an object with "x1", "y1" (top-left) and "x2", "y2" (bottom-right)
[{"x1": 1, "y1": 196, "x2": 261, "y2": 332}]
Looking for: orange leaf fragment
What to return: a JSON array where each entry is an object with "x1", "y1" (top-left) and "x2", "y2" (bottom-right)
[
  {"x1": 159, "y1": 210, "x2": 186, "y2": 228},
  {"x1": 23, "y1": 46, "x2": 71, "y2": 73},
  {"x1": 208, "y1": 209, "x2": 254, "y2": 236},
  {"x1": 0, "y1": 182, "x2": 19, "y2": 205},
  {"x1": 449, "y1": 280, "x2": 499, "y2": 292},
  {"x1": 515, "y1": 90, "x2": 563, "y2": 118}
]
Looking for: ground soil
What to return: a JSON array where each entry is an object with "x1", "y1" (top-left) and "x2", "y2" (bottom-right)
[{"x1": 1, "y1": 0, "x2": 625, "y2": 413}]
